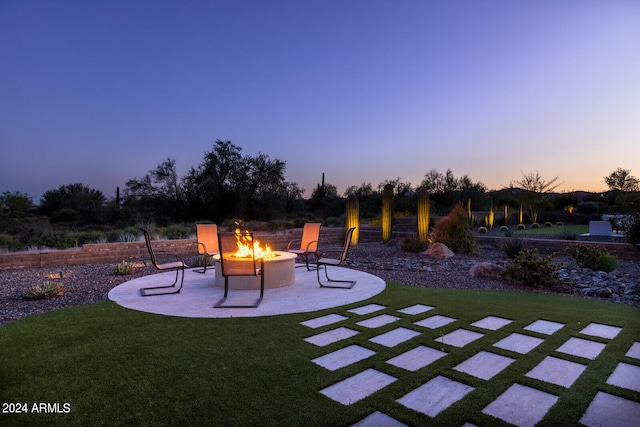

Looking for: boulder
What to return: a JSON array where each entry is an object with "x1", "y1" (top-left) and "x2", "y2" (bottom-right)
[
  {"x1": 469, "y1": 262, "x2": 503, "y2": 279},
  {"x1": 423, "y1": 243, "x2": 455, "y2": 259}
]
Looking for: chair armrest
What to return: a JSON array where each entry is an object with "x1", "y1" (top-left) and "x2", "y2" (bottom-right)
[
  {"x1": 304, "y1": 239, "x2": 320, "y2": 252},
  {"x1": 287, "y1": 239, "x2": 301, "y2": 250}
]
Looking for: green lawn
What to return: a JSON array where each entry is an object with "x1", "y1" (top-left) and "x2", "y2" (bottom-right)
[
  {"x1": 514, "y1": 224, "x2": 588, "y2": 235},
  {"x1": 1, "y1": 283, "x2": 638, "y2": 426}
]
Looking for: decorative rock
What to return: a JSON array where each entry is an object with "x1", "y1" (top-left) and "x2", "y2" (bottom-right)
[
  {"x1": 423, "y1": 243, "x2": 455, "y2": 259},
  {"x1": 469, "y1": 262, "x2": 503, "y2": 279}
]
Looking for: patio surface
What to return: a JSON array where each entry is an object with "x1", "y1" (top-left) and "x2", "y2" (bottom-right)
[{"x1": 108, "y1": 264, "x2": 386, "y2": 318}]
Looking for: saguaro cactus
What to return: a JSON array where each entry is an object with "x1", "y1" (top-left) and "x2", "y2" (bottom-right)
[
  {"x1": 417, "y1": 189, "x2": 430, "y2": 242},
  {"x1": 346, "y1": 193, "x2": 359, "y2": 246},
  {"x1": 381, "y1": 184, "x2": 394, "y2": 243},
  {"x1": 503, "y1": 204, "x2": 508, "y2": 225},
  {"x1": 488, "y1": 199, "x2": 495, "y2": 229},
  {"x1": 467, "y1": 198, "x2": 472, "y2": 223}
]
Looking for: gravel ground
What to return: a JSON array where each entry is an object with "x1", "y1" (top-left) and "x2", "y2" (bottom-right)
[{"x1": 1, "y1": 242, "x2": 638, "y2": 327}]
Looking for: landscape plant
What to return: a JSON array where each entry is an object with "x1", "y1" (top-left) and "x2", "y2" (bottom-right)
[
  {"x1": 401, "y1": 235, "x2": 425, "y2": 252},
  {"x1": 345, "y1": 193, "x2": 359, "y2": 246},
  {"x1": 21, "y1": 281, "x2": 65, "y2": 300},
  {"x1": 500, "y1": 248, "x2": 563, "y2": 287},
  {"x1": 113, "y1": 260, "x2": 136, "y2": 275},
  {"x1": 417, "y1": 188, "x2": 430, "y2": 242},
  {"x1": 431, "y1": 203, "x2": 478, "y2": 254},
  {"x1": 381, "y1": 184, "x2": 394, "y2": 243},
  {"x1": 566, "y1": 244, "x2": 619, "y2": 273}
]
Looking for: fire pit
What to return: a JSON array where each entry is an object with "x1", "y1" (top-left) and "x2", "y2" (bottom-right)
[
  {"x1": 213, "y1": 252, "x2": 296, "y2": 289},
  {"x1": 213, "y1": 228, "x2": 297, "y2": 289}
]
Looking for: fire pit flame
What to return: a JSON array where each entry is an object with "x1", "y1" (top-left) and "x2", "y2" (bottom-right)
[{"x1": 233, "y1": 228, "x2": 277, "y2": 259}]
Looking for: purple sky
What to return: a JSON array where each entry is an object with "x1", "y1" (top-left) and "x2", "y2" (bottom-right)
[{"x1": 1, "y1": 0, "x2": 639, "y2": 202}]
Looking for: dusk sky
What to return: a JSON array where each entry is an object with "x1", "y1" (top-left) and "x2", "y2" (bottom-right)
[{"x1": 1, "y1": 0, "x2": 639, "y2": 203}]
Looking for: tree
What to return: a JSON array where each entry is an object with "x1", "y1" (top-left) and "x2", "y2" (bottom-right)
[
  {"x1": 124, "y1": 158, "x2": 184, "y2": 223},
  {"x1": 510, "y1": 171, "x2": 561, "y2": 223},
  {"x1": 604, "y1": 168, "x2": 639, "y2": 192},
  {"x1": 40, "y1": 183, "x2": 106, "y2": 223},
  {"x1": 182, "y1": 140, "x2": 290, "y2": 222}
]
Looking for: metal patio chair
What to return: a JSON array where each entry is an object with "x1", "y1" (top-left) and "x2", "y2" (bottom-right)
[
  {"x1": 287, "y1": 222, "x2": 321, "y2": 270},
  {"x1": 214, "y1": 232, "x2": 265, "y2": 308},
  {"x1": 315, "y1": 227, "x2": 357, "y2": 289},
  {"x1": 196, "y1": 223, "x2": 219, "y2": 273},
  {"x1": 139, "y1": 228, "x2": 188, "y2": 296}
]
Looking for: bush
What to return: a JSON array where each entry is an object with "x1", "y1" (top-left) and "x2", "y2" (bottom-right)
[
  {"x1": 558, "y1": 230, "x2": 578, "y2": 241},
  {"x1": 502, "y1": 237, "x2": 524, "y2": 259},
  {"x1": 545, "y1": 222, "x2": 552, "y2": 227},
  {"x1": 192, "y1": 254, "x2": 214, "y2": 268},
  {"x1": 431, "y1": 204, "x2": 478, "y2": 255},
  {"x1": 402, "y1": 235, "x2": 425, "y2": 252},
  {"x1": 501, "y1": 249, "x2": 562, "y2": 287},
  {"x1": 577, "y1": 201, "x2": 599, "y2": 214},
  {"x1": 517, "y1": 224, "x2": 526, "y2": 230},
  {"x1": 556, "y1": 222, "x2": 564, "y2": 226},
  {"x1": 164, "y1": 224, "x2": 193, "y2": 239},
  {"x1": 531, "y1": 223, "x2": 540, "y2": 229},
  {"x1": 113, "y1": 260, "x2": 136, "y2": 275},
  {"x1": 566, "y1": 244, "x2": 618, "y2": 272},
  {"x1": 22, "y1": 281, "x2": 65, "y2": 300},
  {"x1": 499, "y1": 226, "x2": 509, "y2": 232},
  {"x1": 478, "y1": 227, "x2": 487, "y2": 234}
]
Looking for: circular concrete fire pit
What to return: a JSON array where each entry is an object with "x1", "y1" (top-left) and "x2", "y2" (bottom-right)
[{"x1": 213, "y1": 251, "x2": 297, "y2": 289}]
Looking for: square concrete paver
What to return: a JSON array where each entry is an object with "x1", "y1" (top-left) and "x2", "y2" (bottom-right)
[
  {"x1": 415, "y1": 315, "x2": 457, "y2": 329},
  {"x1": 397, "y1": 375, "x2": 474, "y2": 417},
  {"x1": 524, "y1": 319, "x2": 565, "y2": 335},
  {"x1": 387, "y1": 346, "x2": 447, "y2": 371},
  {"x1": 370, "y1": 327, "x2": 421, "y2": 348},
  {"x1": 493, "y1": 333, "x2": 544, "y2": 354},
  {"x1": 606, "y1": 362, "x2": 640, "y2": 392},
  {"x1": 304, "y1": 327, "x2": 359, "y2": 347},
  {"x1": 556, "y1": 337, "x2": 606, "y2": 360},
  {"x1": 482, "y1": 383, "x2": 558, "y2": 427},
  {"x1": 301, "y1": 313, "x2": 347, "y2": 329},
  {"x1": 471, "y1": 316, "x2": 513, "y2": 330},
  {"x1": 312, "y1": 345, "x2": 376, "y2": 371},
  {"x1": 357, "y1": 314, "x2": 400, "y2": 329},
  {"x1": 626, "y1": 342, "x2": 640, "y2": 359},
  {"x1": 580, "y1": 322, "x2": 622, "y2": 339},
  {"x1": 320, "y1": 368, "x2": 397, "y2": 405},
  {"x1": 352, "y1": 411, "x2": 408, "y2": 427},
  {"x1": 437, "y1": 329, "x2": 484, "y2": 348},
  {"x1": 398, "y1": 304, "x2": 434, "y2": 315},
  {"x1": 454, "y1": 351, "x2": 515, "y2": 380},
  {"x1": 525, "y1": 356, "x2": 587, "y2": 388},
  {"x1": 349, "y1": 304, "x2": 386, "y2": 315},
  {"x1": 580, "y1": 392, "x2": 640, "y2": 427}
]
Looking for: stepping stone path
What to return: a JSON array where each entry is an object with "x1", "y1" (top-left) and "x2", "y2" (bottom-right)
[{"x1": 302, "y1": 304, "x2": 640, "y2": 426}]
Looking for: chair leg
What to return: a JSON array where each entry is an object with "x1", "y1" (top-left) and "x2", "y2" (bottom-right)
[
  {"x1": 195, "y1": 255, "x2": 215, "y2": 274},
  {"x1": 316, "y1": 264, "x2": 356, "y2": 289},
  {"x1": 214, "y1": 274, "x2": 263, "y2": 308},
  {"x1": 140, "y1": 268, "x2": 185, "y2": 296}
]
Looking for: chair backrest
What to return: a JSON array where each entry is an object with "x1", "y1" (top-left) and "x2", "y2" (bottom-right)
[
  {"x1": 140, "y1": 228, "x2": 158, "y2": 266},
  {"x1": 300, "y1": 222, "x2": 321, "y2": 252},
  {"x1": 218, "y1": 232, "x2": 259, "y2": 277},
  {"x1": 196, "y1": 223, "x2": 219, "y2": 255},
  {"x1": 339, "y1": 227, "x2": 356, "y2": 262}
]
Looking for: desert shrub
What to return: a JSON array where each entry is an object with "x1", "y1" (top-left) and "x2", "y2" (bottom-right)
[
  {"x1": 21, "y1": 281, "x2": 65, "y2": 300},
  {"x1": 558, "y1": 230, "x2": 578, "y2": 240},
  {"x1": 556, "y1": 221, "x2": 564, "y2": 226},
  {"x1": 402, "y1": 235, "x2": 425, "y2": 252},
  {"x1": 192, "y1": 254, "x2": 214, "y2": 268},
  {"x1": 431, "y1": 204, "x2": 478, "y2": 254},
  {"x1": 0, "y1": 234, "x2": 21, "y2": 251},
  {"x1": 499, "y1": 226, "x2": 509, "y2": 232},
  {"x1": 531, "y1": 222, "x2": 540, "y2": 229},
  {"x1": 164, "y1": 224, "x2": 193, "y2": 239},
  {"x1": 566, "y1": 244, "x2": 618, "y2": 272},
  {"x1": 501, "y1": 249, "x2": 562, "y2": 287},
  {"x1": 545, "y1": 222, "x2": 552, "y2": 227},
  {"x1": 577, "y1": 201, "x2": 599, "y2": 214},
  {"x1": 369, "y1": 218, "x2": 382, "y2": 227},
  {"x1": 625, "y1": 217, "x2": 640, "y2": 248},
  {"x1": 517, "y1": 224, "x2": 526, "y2": 230},
  {"x1": 36, "y1": 231, "x2": 78, "y2": 249},
  {"x1": 113, "y1": 260, "x2": 136, "y2": 275},
  {"x1": 323, "y1": 217, "x2": 343, "y2": 227},
  {"x1": 478, "y1": 227, "x2": 487, "y2": 234},
  {"x1": 502, "y1": 237, "x2": 524, "y2": 259}
]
